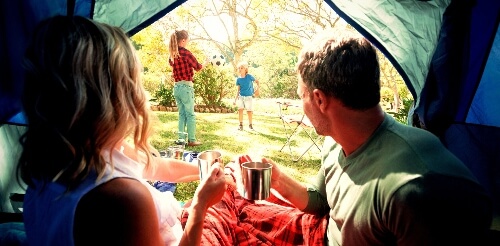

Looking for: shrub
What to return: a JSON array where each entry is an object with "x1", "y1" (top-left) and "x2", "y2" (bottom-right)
[
  {"x1": 390, "y1": 98, "x2": 414, "y2": 124},
  {"x1": 142, "y1": 73, "x2": 163, "y2": 93},
  {"x1": 193, "y1": 66, "x2": 234, "y2": 107},
  {"x1": 150, "y1": 66, "x2": 234, "y2": 109},
  {"x1": 151, "y1": 82, "x2": 175, "y2": 107}
]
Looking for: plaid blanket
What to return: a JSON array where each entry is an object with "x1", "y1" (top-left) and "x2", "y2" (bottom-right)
[{"x1": 181, "y1": 156, "x2": 328, "y2": 245}]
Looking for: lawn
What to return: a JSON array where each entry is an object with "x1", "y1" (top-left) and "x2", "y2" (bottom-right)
[{"x1": 149, "y1": 98, "x2": 323, "y2": 202}]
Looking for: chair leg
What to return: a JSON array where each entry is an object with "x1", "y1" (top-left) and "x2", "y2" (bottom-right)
[
  {"x1": 292, "y1": 134, "x2": 323, "y2": 162},
  {"x1": 279, "y1": 119, "x2": 302, "y2": 152},
  {"x1": 280, "y1": 119, "x2": 323, "y2": 162},
  {"x1": 278, "y1": 105, "x2": 323, "y2": 161},
  {"x1": 292, "y1": 141, "x2": 316, "y2": 162}
]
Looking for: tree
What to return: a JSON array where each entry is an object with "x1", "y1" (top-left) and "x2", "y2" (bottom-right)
[
  {"x1": 378, "y1": 51, "x2": 413, "y2": 113},
  {"x1": 131, "y1": 25, "x2": 170, "y2": 93},
  {"x1": 255, "y1": 0, "x2": 344, "y2": 98},
  {"x1": 264, "y1": 0, "x2": 342, "y2": 49},
  {"x1": 134, "y1": 0, "x2": 412, "y2": 109},
  {"x1": 158, "y1": 0, "x2": 271, "y2": 71}
]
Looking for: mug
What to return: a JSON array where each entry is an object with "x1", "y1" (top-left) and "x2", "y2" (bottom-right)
[
  {"x1": 166, "y1": 145, "x2": 184, "y2": 160},
  {"x1": 197, "y1": 150, "x2": 222, "y2": 180},
  {"x1": 241, "y1": 161, "x2": 272, "y2": 200}
]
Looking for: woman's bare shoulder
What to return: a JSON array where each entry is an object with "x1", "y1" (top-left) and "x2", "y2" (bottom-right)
[{"x1": 74, "y1": 178, "x2": 163, "y2": 245}]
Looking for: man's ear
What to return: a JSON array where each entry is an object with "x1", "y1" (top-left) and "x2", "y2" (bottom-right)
[{"x1": 312, "y1": 89, "x2": 329, "y2": 113}]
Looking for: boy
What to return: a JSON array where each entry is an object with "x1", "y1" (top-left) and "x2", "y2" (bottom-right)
[{"x1": 234, "y1": 61, "x2": 259, "y2": 130}]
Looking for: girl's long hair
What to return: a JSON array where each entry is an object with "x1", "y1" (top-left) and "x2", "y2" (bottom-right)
[
  {"x1": 19, "y1": 15, "x2": 154, "y2": 189},
  {"x1": 168, "y1": 29, "x2": 188, "y2": 60}
]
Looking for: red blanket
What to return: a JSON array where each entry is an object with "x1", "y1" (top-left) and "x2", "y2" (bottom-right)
[{"x1": 181, "y1": 156, "x2": 328, "y2": 245}]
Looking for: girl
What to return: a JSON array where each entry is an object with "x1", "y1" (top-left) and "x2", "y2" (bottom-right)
[{"x1": 168, "y1": 30, "x2": 208, "y2": 146}]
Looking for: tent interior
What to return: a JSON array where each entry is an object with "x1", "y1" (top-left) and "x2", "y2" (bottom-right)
[{"x1": 1, "y1": 0, "x2": 499, "y2": 233}]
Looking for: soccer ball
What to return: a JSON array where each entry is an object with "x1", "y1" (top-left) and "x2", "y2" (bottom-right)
[{"x1": 210, "y1": 54, "x2": 226, "y2": 66}]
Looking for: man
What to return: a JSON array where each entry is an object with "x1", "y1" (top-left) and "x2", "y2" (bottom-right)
[
  {"x1": 266, "y1": 30, "x2": 493, "y2": 245},
  {"x1": 180, "y1": 30, "x2": 492, "y2": 246}
]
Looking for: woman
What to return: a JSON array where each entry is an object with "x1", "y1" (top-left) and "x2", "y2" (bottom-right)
[{"x1": 18, "y1": 15, "x2": 225, "y2": 246}]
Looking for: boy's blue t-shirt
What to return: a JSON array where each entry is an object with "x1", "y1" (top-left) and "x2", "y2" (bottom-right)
[{"x1": 236, "y1": 74, "x2": 255, "y2": 96}]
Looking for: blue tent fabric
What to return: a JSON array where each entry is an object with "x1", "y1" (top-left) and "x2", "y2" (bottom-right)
[
  {"x1": 0, "y1": 0, "x2": 186, "y2": 125},
  {"x1": 325, "y1": 0, "x2": 451, "y2": 104},
  {"x1": 93, "y1": 0, "x2": 187, "y2": 36},
  {"x1": 416, "y1": 0, "x2": 500, "y2": 134},
  {"x1": 417, "y1": 0, "x2": 500, "y2": 215},
  {"x1": 466, "y1": 25, "x2": 500, "y2": 126},
  {"x1": 1, "y1": 0, "x2": 93, "y2": 125}
]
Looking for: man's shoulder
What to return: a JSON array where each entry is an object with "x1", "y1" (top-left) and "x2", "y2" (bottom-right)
[
  {"x1": 388, "y1": 173, "x2": 492, "y2": 245},
  {"x1": 385, "y1": 116, "x2": 444, "y2": 149}
]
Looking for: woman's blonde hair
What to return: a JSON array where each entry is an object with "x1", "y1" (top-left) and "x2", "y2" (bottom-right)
[
  {"x1": 19, "y1": 15, "x2": 154, "y2": 189},
  {"x1": 169, "y1": 29, "x2": 189, "y2": 60}
]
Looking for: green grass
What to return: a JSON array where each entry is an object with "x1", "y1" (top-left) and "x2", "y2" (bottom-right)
[{"x1": 149, "y1": 98, "x2": 323, "y2": 202}]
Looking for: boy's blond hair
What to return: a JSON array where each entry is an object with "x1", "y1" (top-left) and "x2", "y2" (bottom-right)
[{"x1": 237, "y1": 61, "x2": 249, "y2": 75}]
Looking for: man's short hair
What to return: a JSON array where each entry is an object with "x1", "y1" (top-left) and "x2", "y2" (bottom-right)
[{"x1": 297, "y1": 29, "x2": 380, "y2": 110}]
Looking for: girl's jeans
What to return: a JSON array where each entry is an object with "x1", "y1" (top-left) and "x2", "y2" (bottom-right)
[{"x1": 173, "y1": 82, "x2": 197, "y2": 142}]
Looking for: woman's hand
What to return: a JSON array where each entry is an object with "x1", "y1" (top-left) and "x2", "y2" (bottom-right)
[
  {"x1": 192, "y1": 163, "x2": 226, "y2": 209},
  {"x1": 179, "y1": 163, "x2": 226, "y2": 246}
]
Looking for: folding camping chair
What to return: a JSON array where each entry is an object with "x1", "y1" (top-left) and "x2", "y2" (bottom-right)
[{"x1": 277, "y1": 101, "x2": 323, "y2": 162}]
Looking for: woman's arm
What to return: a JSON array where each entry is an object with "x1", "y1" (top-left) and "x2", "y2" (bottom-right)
[
  {"x1": 179, "y1": 164, "x2": 226, "y2": 246},
  {"x1": 75, "y1": 178, "x2": 164, "y2": 246},
  {"x1": 76, "y1": 166, "x2": 225, "y2": 246},
  {"x1": 119, "y1": 140, "x2": 199, "y2": 183},
  {"x1": 144, "y1": 157, "x2": 200, "y2": 183}
]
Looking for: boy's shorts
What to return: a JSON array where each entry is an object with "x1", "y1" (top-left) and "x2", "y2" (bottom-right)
[{"x1": 237, "y1": 96, "x2": 253, "y2": 111}]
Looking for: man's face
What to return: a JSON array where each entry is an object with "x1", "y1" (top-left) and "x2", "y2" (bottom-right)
[
  {"x1": 296, "y1": 77, "x2": 309, "y2": 105},
  {"x1": 297, "y1": 77, "x2": 324, "y2": 136},
  {"x1": 297, "y1": 77, "x2": 314, "y2": 120}
]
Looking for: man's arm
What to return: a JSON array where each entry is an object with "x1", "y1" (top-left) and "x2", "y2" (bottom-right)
[
  {"x1": 264, "y1": 157, "x2": 329, "y2": 214},
  {"x1": 274, "y1": 171, "x2": 310, "y2": 210},
  {"x1": 264, "y1": 158, "x2": 310, "y2": 210}
]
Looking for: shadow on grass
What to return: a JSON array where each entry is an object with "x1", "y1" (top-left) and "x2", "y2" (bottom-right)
[{"x1": 150, "y1": 110, "x2": 322, "y2": 201}]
